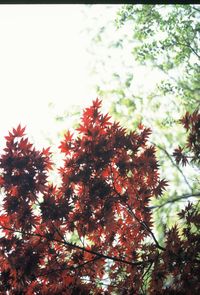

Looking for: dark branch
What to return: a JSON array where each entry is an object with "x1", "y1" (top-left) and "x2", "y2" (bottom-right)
[
  {"x1": 150, "y1": 192, "x2": 200, "y2": 210},
  {"x1": 125, "y1": 204, "x2": 165, "y2": 252},
  {"x1": 192, "y1": 6, "x2": 200, "y2": 13},
  {"x1": 36, "y1": 256, "x2": 101, "y2": 278},
  {"x1": 0, "y1": 225, "x2": 151, "y2": 267},
  {"x1": 110, "y1": 169, "x2": 165, "y2": 252},
  {"x1": 154, "y1": 144, "x2": 193, "y2": 191}
]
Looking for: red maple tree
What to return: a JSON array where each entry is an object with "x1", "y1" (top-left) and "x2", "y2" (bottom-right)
[{"x1": 0, "y1": 99, "x2": 199, "y2": 294}]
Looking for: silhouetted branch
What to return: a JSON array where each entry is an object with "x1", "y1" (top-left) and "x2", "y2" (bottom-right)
[
  {"x1": 110, "y1": 164, "x2": 165, "y2": 252},
  {"x1": 154, "y1": 144, "x2": 193, "y2": 191},
  {"x1": 0, "y1": 225, "x2": 151, "y2": 267},
  {"x1": 35, "y1": 256, "x2": 101, "y2": 278},
  {"x1": 192, "y1": 6, "x2": 200, "y2": 13},
  {"x1": 150, "y1": 192, "x2": 200, "y2": 210},
  {"x1": 126, "y1": 204, "x2": 165, "y2": 252}
]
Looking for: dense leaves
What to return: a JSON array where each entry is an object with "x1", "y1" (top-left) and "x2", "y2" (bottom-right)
[
  {"x1": 0, "y1": 100, "x2": 199, "y2": 294},
  {"x1": 173, "y1": 110, "x2": 200, "y2": 166},
  {"x1": 85, "y1": 4, "x2": 200, "y2": 250}
]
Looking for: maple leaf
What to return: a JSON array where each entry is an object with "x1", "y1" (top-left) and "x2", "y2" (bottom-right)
[
  {"x1": 173, "y1": 146, "x2": 188, "y2": 166},
  {"x1": 42, "y1": 147, "x2": 51, "y2": 156},
  {"x1": 153, "y1": 179, "x2": 168, "y2": 197},
  {"x1": 9, "y1": 186, "x2": 19, "y2": 197},
  {"x1": 180, "y1": 111, "x2": 191, "y2": 130},
  {"x1": 0, "y1": 101, "x2": 199, "y2": 294},
  {"x1": 92, "y1": 97, "x2": 102, "y2": 108},
  {"x1": 0, "y1": 215, "x2": 9, "y2": 225},
  {"x1": 12, "y1": 124, "x2": 26, "y2": 137},
  {"x1": 18, "y1": 137, "x2": 32, "y2": 150},
  {"x1": 100, "y1": 113, "x2": 112, "y2": 127},
  {"x1": 4, "y1": 131, "x2": 14, "y2": 141},
  {"x1": 64, "y1": 130, "x2": 73, "y2": 142}
]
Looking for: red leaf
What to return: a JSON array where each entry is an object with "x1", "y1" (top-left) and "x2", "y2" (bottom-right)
[
  {"x1": 12, "y1": 124, "x2": 26, "y2": 137},
  {"x1": 42, "y1": 147, "x2": 51, "y2": 156},
  {"x1": 154, "y1": 179, "x2": 168, "y2": 197},
  {"x1": 180, "y1": 111, "x2": 190, "y2": 130},
  {"x1": 92, "y1": 97, "x2": 102, "y2": 108},
  {"x1": 0, "y1": 176, "x2": 4, "y2": 186},
  {"x1": 173, "y1": 146, "x2": 188, "y2": 166}
]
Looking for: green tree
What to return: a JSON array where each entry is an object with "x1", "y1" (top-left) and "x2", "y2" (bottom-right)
[
  {"x1": 116, "y1": 4, "x2": 200, "y2": 110},
  {"x1": 85, "y1": 4, "x2": 200, "y2": 239}
]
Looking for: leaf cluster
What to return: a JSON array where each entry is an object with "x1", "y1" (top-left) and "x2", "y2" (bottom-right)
[{"x1": 0, "y1": 100, "x2": 199, "y2": 294}]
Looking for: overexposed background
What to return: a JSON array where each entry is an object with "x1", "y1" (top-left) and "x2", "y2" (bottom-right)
[
  {"x1": 0, "y1": 5, "x2": 165, "y2": 151},
  {"x1": 0, "y1": 5, "x2": 97, "y2": 150}
]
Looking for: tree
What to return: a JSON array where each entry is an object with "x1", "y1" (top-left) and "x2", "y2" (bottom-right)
[
  {"x1": 116, "y1": 4, "x2": 200, "y2": 110},
  {"x1": 0, "y1": 99, "x2": 199, "y2": 294},
  {"x1": 83, "y1": 4, "x2": 200, "y2": 239}
]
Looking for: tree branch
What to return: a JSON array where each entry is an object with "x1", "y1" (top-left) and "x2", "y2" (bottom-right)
[
  {"x1": 180, "y1": 35, "x2": 200, "y2": 60},
  {"x1": 192, "y1": 6, "x2": 200, "y2": 13},
  {"x1": 35, "y1": 256, "x2": 101, "y2": 278},
  {"x1": 125, "y1": 204, "x2": 165, "y2": 251},
  {"x1": 150, "y1": 192, "x2": 200, "y2": 210},
  {"x1": 110, "y1": 167, "x2": 165, "y2": 252},
  {"x1": 109, "y1": 163, "x2": 165, "y2": 252},
  {"x1": 154, "y1": 143, "x2": 193, "y2": 191},
  {"x1": 0, "y1": 225, "x2": 151, "y2": 267}
]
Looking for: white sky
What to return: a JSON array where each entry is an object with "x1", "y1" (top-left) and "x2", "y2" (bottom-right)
[
  {"x1": 0, "y1": 4, "x2": 164, "y2": 152},
  {"x1": 0, "y1": 5, "x2": 97, "y2": 150}
]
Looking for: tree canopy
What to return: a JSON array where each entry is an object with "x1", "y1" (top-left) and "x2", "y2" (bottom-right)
[
  {"x1": 83, "y1": 4, "x2": 200, "y2": 238},
  {"x1": 0, "y1": 4, "x2": 199, "y2": 294},
  {"x1": 0, "y1": 99, "x2": 199, "y2": 294}
]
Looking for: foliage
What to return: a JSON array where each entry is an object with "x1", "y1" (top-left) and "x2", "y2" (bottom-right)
[
  {"x1": 173, "y1": 110, "x2": 200, "y2": 166},
  {"x1": 116, "y1": 4, "x2": 200, "y2": 110},
  {"x1": 0, "y1": 99, "x2": 199, "y2": 294},
  {"x1": 84, "y1": 4, "x2": 200, "y2": 239}
]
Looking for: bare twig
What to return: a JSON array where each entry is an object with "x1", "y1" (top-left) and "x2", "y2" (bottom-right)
[
  {"x1": 154, "y1": 144, "x2": 193, "y2": 191},
  {"x1": 192, "y1": 6, "x2": 200, "y2": 13},
  {"x1": 150, "y1": 192, "x2": 200, "y2": 210}
]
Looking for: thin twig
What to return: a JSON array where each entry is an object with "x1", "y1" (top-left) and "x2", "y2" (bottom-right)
[
  {"x1": 150, "y1": 192, "x2": 200, "y2": 210},
  {"x1": 154, "y1": 143, "x2": 193, "y2": 191},
  {"x1": 36, "y1": 256, "x2": 101, "y2": 278},
  {"x1": 141, "y1": 260, "x2": 154, "y2": 295},
  {"x1": 192, "y1": 6, "x2": 200, "y2": 13}
]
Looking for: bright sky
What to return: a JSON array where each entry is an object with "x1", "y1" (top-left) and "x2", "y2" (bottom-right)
[
  {"x1": 0, "y1": 4, "x2": 164, "y2": 153},
  {"x1": 0, "y1": 5, "x2": 97, "y2": 150}
]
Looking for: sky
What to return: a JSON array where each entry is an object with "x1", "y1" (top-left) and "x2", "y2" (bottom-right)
[
  {"x1": 0, "y1": 4, "x2": 164, "y2": 153},
  {"x1": 0, "y1": 5, "x2": 98, "y2": 150}
]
